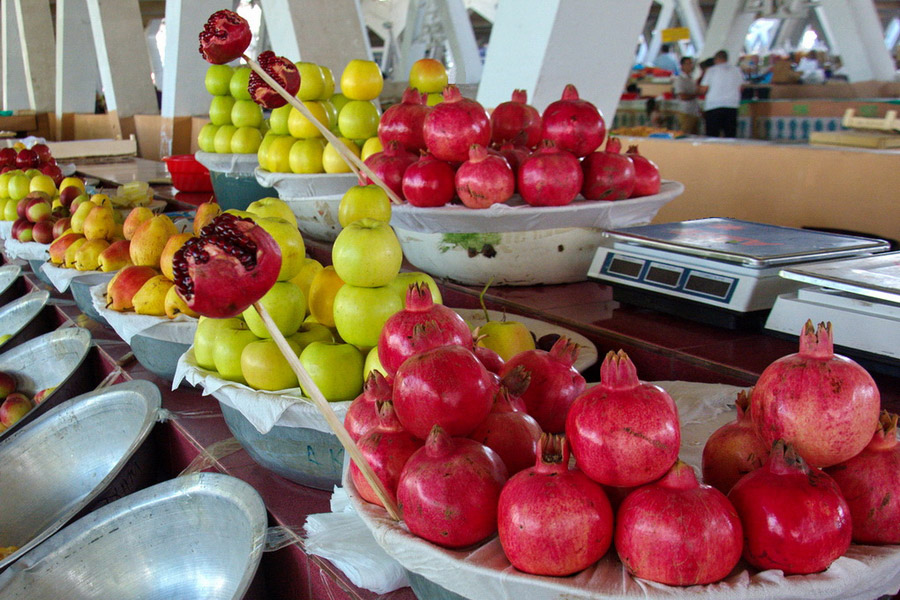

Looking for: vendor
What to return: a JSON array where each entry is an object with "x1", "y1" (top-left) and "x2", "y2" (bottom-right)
[
  {"x1": 698, "y1": 50, "x2": 744, "y2": 138},
  {"x1": 673, "y1": 57, "x2": 701, "y2": 134}
]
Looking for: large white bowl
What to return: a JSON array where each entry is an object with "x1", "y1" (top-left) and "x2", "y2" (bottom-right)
[{"x1": 255, "y1": 168, "x2": 357, "y2": 241}]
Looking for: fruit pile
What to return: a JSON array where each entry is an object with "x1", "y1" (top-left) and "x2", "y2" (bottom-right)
[
  {"x1": 0, "y1": 372, "x2": 52, "y2": 434},
  {"x1": 0, "y1": 143, "x2": 63, "y2": 188},
  {"x1": 48, "y1": 190, "x2": 135, "y2": 271},
  {"x1": 198, "y1": 63, "x2": 267, "y2": 155},
  {"x1": 0, "y1": 166, "x2": 87, "y2": 244}
]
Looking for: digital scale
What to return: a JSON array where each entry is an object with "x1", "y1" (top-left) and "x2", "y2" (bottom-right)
[{"x1": 587, "y1": 218, "x2": 890, "y2": 329}]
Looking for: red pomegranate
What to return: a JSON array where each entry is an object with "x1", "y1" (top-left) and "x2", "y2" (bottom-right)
[
  {"x1": 826, "y1": 411, "x2": 900, "y2": 544},
  {"x1": 378, "y1": 87, "x2": 430, "y2": 152},
  {"x1": 198, "y1": 9, "x2": 251, "y2": 64},
  {"x1": 172, "y1": 213, "x2": 281, "y2": 318},
  {"x1": 469, "y1": 387, "x2": 542, "y2": 475},
  {"x1": 498, "y1": 434, "x2": 613, "y2": 576},
  {"x1": 581, "y1": 137, "x2": 636, "y2": 201},
  {"x1": 498, "y1": 337, "x2": 585, "y2": 434},
  {"x1": 751, "y1": 320, "x2": 880, "y2": 468},
  {"x1": 473, "y1": 344, "x2": 504, "y2": 374},
  {"x1": 496, "y1": 143, "x2": 530, "y2": 180},
  {"x1": 566, "y1": 350, "x2": 680, "y2": 487},
  {"x1": 248, "y1": 51, "x2": 301, "y2": 109},
  {"x1": 397, "y1": 426, "x2": 508, "y2": 548},
  {"x1": 455, "y1": 144, "x2": 515, "y2": 209},
  {"x1": 422, "y1": 86, "x2": 491, "y2": 163},
  {"x1": 517, "y1": 140, "x2": 583, "y2": 207},
  {"x1": 625, "y1": 145, "x2": 661, "y2": 197},
  {"x1": 616, "y1": 461, "x2": 743, "y2": 586},
  {"x1": 728, "y1": 441, "x2": 852, "y2": 575},
  {"x1": 701, "y1": 389, "x2": 770, "y2": 494},
  {"x1": 344, "y1": 370, "x2": 393, "y2": 442},
  {"x1": 540, "y1": 84, "x2": 606, "y2": 157},
  {"x1": 401, "y1": 153, "x2": 456, "y2": 208},
  {"x1": 490, "y1": 89, "x2": 542, "y2": 148},
  {"x1": 364, "y1": 141, "x2": 418, "y2": 200}
]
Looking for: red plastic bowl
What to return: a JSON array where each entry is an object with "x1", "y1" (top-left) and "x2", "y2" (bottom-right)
[{"x1": 163, "y1": 155, "x2": 213, "y2": 192}]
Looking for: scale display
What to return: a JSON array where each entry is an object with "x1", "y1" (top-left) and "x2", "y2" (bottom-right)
[{"x1": 600, "y1": 253, "x2": 736, "y2": 304}]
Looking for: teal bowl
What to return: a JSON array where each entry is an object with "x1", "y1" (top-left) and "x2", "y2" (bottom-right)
[{"x1": 209, "y1": 171, "x2": 275, "y2": 212}]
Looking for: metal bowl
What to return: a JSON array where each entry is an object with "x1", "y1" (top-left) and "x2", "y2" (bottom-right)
[
  {"x1": 0, "y1": 327, "x2": 93, "y2": 441},
  {"x1": 70, "y1": 272, "x2": 115, "y2": 327},
  {"x1": 26, "y1": 260, "x2": 51, "y2": 287},
  {"x1": 0, "y1": 472, "x2": 267, "y2": 600},
  {"x1": 0, "y1": 291, "x2": 51, "y2": 352},
  {"x1": 131, "y1": 321, "x2": 195, "y2": 381},
  {"x1": 0, "y1": 380, "x2": 162, "y2": 570},
  {"x1": 407, "y1": 570, "x2": 468, "y2": 600},
  {"x1": 0, "y1": 266, "x2": 22, "y2": 307},
  {"x1": 219, "y1": 402, "x2": 344, "y2": 490}
]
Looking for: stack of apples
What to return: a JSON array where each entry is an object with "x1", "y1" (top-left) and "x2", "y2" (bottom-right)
[
  {"x1": 198, "y1": 64, "x2": 267, "y2": 155},
  {"x1": 1, "y1": 171, "x2": 86, "y2": 243},
  {"x1": 0, "y1": 143, "x2": 63, "y2": 187},
  {"x1": 0, "y1": 371, "x2": 53, "y2": 434}
]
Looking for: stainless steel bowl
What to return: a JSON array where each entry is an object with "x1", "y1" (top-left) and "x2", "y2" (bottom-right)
[
  {"x1": 131, "y1": 320, "x2": 195, "y2": 381},
  {"x1": 0, "y1": 291, "x2": 51, "y2": 352},
  {"x1": 0, "y1": 266, "x2": 22, "y2": 307},
  {"x1": 0, "y1": 472, "x2": 268, "y2": 600},
  {"x1": 0, "y1": 380, "x2": 162, "y2": 570},
  {"x1": 0, "y1": 327, "x2": 92, "y2": 441},
  {"x1": 25, "y1": 260, "x2": 51, "y2": 287},
  {"x1": 69, "y1": 272, "x2": 115, "y2": 327}
]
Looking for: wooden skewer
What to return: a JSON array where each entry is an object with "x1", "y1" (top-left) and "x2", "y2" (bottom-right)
[
  {"x1": 243, "y1": 55, "x2": 405, "y2": 205},
  {"x1": 253, "y1": 300, "x2": 402, "y2": 521}
]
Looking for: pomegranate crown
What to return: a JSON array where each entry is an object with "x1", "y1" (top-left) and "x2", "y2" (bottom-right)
[
  {"x1": 499, "y1": 364, "x2": 531, "y2": 397},
  {"x1": 798, "y1": 320, "x2": 834, "y2": 359},
  {"x1": 868, "y1": 410, "x2": 900, "y2": 451},
  {"x1": 606, "y1": 137, "x2": 622, "y2": 154},
  {"x1": 657, "y1": 460, "x2": 700, "y2": 490},
  {"x1": 425, "y1": 424, "x2": 454, "y2": 456},
  {"x1": 364, "y1": 370, "x2": 393, "y2": 402},
  {"x1": 549, "y1": 336, "x2": 580, "y2": 368},
  {"x1": 401, "y1": 87, "x2": 428, "y2": 105},
  {"x1": 561, "y1": 84, "x2": 580, "y2": 101},
  {"x1": 599, "y1": 349, "x2": 640, "y2": 389},
  {"x1": 537, "y1": 433, "x2": 569, "y2": 467},
  {"x1": 404, "y1": 282, "x2": 434, "y2": 311},
  {"x1": 441, "y1": 85, "x2": 463, "y2": 103},
  {"x1": 511, "y1": 89, "x2": 528, "y2": 103},
  {"x1": 735, "y1": 388, "x2": 752, "y2": 419},
  {"x1": 467, "y1": 144, "x2": 490, "y2": 162},
  {"x1": 768, "y1": 440, "x2": 811, "y2": 476},
  {"x1": 626, "y1": 144, "x2": 642, "y2": 156},
  {"x1": 375, "y1": 400, "x2": 402, "y2": 429}
]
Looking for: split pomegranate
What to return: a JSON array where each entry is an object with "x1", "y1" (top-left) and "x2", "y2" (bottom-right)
[
  {"x1": 751, "y1": 320, "x2": 880, "y2": 467},
  {"x1": 364, "y1": 141, "x2": 418, "y2": 199},
  {"x1": 173, "y1": 213, "x2": 281, "y2": 319},
  {"x1": 469, "y1": 387, "x2": 542, "y2": 475},
  {"x1": 728, "y1": 441, "x2": 851, "y2": 575},
  {"x1": 344, "y1": 370, "x2": 393, "y2": 442},
  {"x1": 498, "y1": 434, "x2": 613, "y2": 576},
  {"x1": 392, "y1": 345, "x2": 496, "y2": 439},
  {"x1": 377, "y1": 283, "x2": 472, "y2": 376},
  {"x1": 350, "y1": 401, "x2": 423, "y2": 508},
  {"x1": 625, "y1": 145, "x2": 661, "y2": 197},
  {"x1": 397, "y1": 426, "x2": 508, "y2": 548},
  {"x1": 826, "y1": 411, "x2": 900, "y2": 544},
  {"x1": 490, "y1": 89, "x2": 542, "y2": 148},
  {"x1": 701, "y1": 389, "x2": 770, "y2": 494},
  {"x1": 198, "y1": 10, "x2": 251, "y2": 64},
  {"x1": 455, "y1": 144, "x2": 515, "y2": 209},
  {"x1": 566, "y1": 350, "x2": 680, "y2": 487},
  {"x1": 616, "y1": 461, "x2": 743, "y2": 586},
  {"x1": 517, "y1": 140, "x2": 583, "y2": 207},
  {"x1": 499, "y1": 337, "x2": 585, "y2": 433},
  {"x1": 581, "y1": 137, "x2": 636, "y2": 201},
  {"x1": 248, "y1": 51, "x2": 301, "y2": 109},
  {"x1": 401, "y1": 153, "x2": 456, "y2": 208},
  {"x1": 422, "y1": 85, "x2": 491, "y2": 163},
  {"x1": 377, "y1": 87, "x2": 431, "y2": 153},
  {"x1": 540, "y1": 84, "x2": 606, "y2": 157}
]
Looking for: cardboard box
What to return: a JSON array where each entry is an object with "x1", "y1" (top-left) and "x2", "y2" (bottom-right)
[{"x1": 133, "y1": 115, "x2": 194, "y2": 161}]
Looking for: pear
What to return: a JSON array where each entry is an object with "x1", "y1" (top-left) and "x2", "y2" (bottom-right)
[
  {"x1": 73, "y1": 239, "x2": 110, "y2": 271},
  {"x1": 164, "y1": 284, "x2": 199, "y2": 319},
  {"x1": 106, "y1": 265, "x2": 159, "y2": 311},
  {"x1": 159, "y1": 233, "x2": 194, "y2": 281},
  {"x1": 69, "y1": 201, "x2": 94, "y2": 234},
  {"x1": 123, "y1": 206, "x2": 154, "y2": 240},
  {"x1": 129, "y1": 215, "x2": 177, "y2": 268},
  {"x1": 192, "y1": 201, "x2": 221, "y2": 235},
  {"x1": 63, "y1": 238, "x2": 88, "y2": 268},
  {"x1": 82, "y1": 205, "x2": 117, "y2": 241},
  {"x1": 49, "y1": 233, "x2": 85, "y2": 265},
  {"x1": 97, "y1": 240, "x2": 132, "y2": 272},
  {"x1": 132, "y1": 275, "x2": 173, "y2": 316}
]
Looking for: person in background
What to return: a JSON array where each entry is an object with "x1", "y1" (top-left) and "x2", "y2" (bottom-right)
[
  {"x1": 654, "y1": 44, "x2": 680, "y2": 75},
  {"x1": 673, "y1": 56, "x2": 700, "y2": 134},
  {"x1": 645, "y1": 97, "x2": 665, "y2": 128},
  {"x1": 698, "y1": 50, "x2": 744, "y2": 138}
]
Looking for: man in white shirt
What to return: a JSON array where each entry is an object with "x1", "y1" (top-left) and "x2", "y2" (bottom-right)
[
  {"x1": 698, "y1": 50, "x2": 744, "y2": 137},
  {"x1": 672, "y1": 57, "x2": 700, "y2": 134}
]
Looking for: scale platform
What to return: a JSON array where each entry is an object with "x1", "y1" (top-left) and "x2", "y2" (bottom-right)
[{"x1": 587, "y1": 218, "x2": 890, "y2": 329}]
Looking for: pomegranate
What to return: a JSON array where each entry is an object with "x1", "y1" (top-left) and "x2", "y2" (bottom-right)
[
  {"x1": 473, "y1": 344, "x2": 504, "y2": 374},
  {"x1": 344, "y1": 370, "x2": 393, "y2": 442},
  {"x1": 401, "y1": 153, "x2": 456, "y2": 208},
  {"x1": 517, "y1": 140, "x2": 583, "y2": 207},
  {"x1": 566, "y1": 350, "x2": 680, "y2": 487},
  {"x1": 498, "y1": 434, "x2": 613, "y2": 576},
  {"x1": 173, "y1": 213, "x2": 281, "y2": 319},
  {"x1": 392, "y1": 345, "x2": 496, "y2": 439},
  {"x1": 422, "y1": 85, "x2": 491, "y2": 163},
  {"x1": 198, "y1": 9, "x2": 251, "y2": 64},
  {"x1": 469, "y1": 387, "x2": 542, "y2": 475},
  {"x1": 496, "y1": 143, "x2": 530, "y2": 180},
  {"x1": 826, "y1": 411, "x2": 900, "y2": 544},
  {"x1": 751, "y1": 320, "x2": 880, "y2": 468},
  {"x1": 728, "y1": 441, "x2": 851, "y2": 575},
  {"x1": 498, "y1": 337, "x2": 585, "y2": 433},
  {"x1": 581, "y1": 137, "x2": 636, "y2": 201},
  {"x1": 490, "y1": 89, "x2": 542, "y2": 148},
  {"x1": 701, "y1": 389, "x2": 770, "y2": 494},
  {"x1": 625, "y1": 145, "x2": 661, "y2": 197},
  {"x1": 455, "y1": 144, "x2": 515, "y2": 209},
  {"x1": 397, "y1": 426, "x2": 508, "y2": 548},
  {"x1": 350, "y1": 401, "x2": 423, "y2": 508},
  {"x1": 364, "y1": 142, "x2": 418, "y2": 199},
  {"x1": 616, "y1": 461, "x2": 743, "y2": 586},
  {"x1": 248, "y1": 51, "x2": 301, "y2": 109},
  {"x1": 378, "y1": 87, "x2": 431, "y2": 153},
  {"x1": 377, "y1": 283, "x2": 472, "y2": 376},
  {"x1": 540, "y1": 84, "x2": 606, "y2": 157}
]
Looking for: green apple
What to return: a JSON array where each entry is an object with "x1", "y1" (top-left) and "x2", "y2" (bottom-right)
[
  {"x1": 332, "y1": 218, "x2": 402, "y2": 288},
  {"x1": 209, "y1": 95, "x2": 236, "y2": 126},
  {"x1": 363, "y1": 346, "x2": 386, "y2": 379},
  {"x1": 7, "y1": 174, "x2": 30, "y2": 201},
  {"x1": 269, "y1": 104, "x2": 291, "y2": 135},
  {"x1": 229, "y1": 66, "x2": 252, "y2": 101},
  {"x1": 299, "y1": 341, "x2": 364, "y2": 402},
  {"x1": 426, "y1": 92, "x2": 443, "y2": 106},
  {"x1": 360, "y1": 137, "x2": 383, "y2": 161},
  {"x1": 318, "y1": 65, "x2": 335, "y2": 99},
  {"x1": 3, "y1": 198, "x2": 18, "y2": 221},
  {"x1": 337, "y1": 100, "x2": 380, "y2": 140},
  {"x1": 231, "y1": 99, "x2": 263, "y2": 128},
  {"x1": 333, "y1": 283, "x2": 404, "y2": 348},
  {"x1": 338, "y1": 184, "x2": 391, "y2": 227},
  {"x1": 257, "y1": 133, "x2": 280, "y2": 171},
  {"x1": 253, "y1": 216, "x2": 306, "y2": 281},
  {"x1": 213, "y1": 125, "x2": 238, "y2": 154},
  {"x1": 0, "y1": 199, "x2": 9, "y2": 220},
  {"x1": 242, "y1": 281, "x2": 306, "y2": 338},
  {"x1": 265, "y1": 135, "x2": 296, "y2": 173},
  {"x1": 330, "y1": 92, "x2": 350, "y2": 114},
  {"x1": 288, "y1": 322, "x2": 334, "y2": 352},
  {"x1": 194, "y1": 316, "x2": 243, "y2": 370},
  {"x1": 205, "y1": 64, "x2": 234, "y2": 96},
  {"x1": 241, "y1": 339, "x2": 301, "y2": 391},
  {"x1": 476, "y1": 320, "x2": 535, "y2": 362},
  {"x1": 247, "y1": 197, "x2": 299, "y2": 227},
  {"x1": 230, "y1": 126, "x2": 262, "y2": 154},
  {"x1": 213, "y1": 320, "x2": 260, "y2": 383},
  {"x1": 288, "y1": 138, "x2": 325, "y2": 174},
  {"x1": 24, "y1": 168, "x2": 41, "y2": 179},
  {"x1": 0, "y1": 172, "x2": 12, "y2": 198},
  {"x1": 390, "y1": 272, "x2": 443, "y2": 306},
  {"x1": 197, "y1": 123, "x2": 220, "y2": 153},
  {"x1": 295, "y1": 61, "x2": 325, "y2": 101},
  {"x1": 321, "y1": 100, "x2": 338, "y2": 129}
]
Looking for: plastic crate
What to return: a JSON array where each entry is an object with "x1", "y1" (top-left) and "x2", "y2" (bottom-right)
[{"x1": 162, "y1": 155, "x2": 213, "y2": 192}]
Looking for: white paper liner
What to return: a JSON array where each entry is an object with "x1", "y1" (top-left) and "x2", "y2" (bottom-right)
[
  {"x1": 172, "y1": 347, "x2": 351, "y2": 435},
  {"x1": 90, "y1": 282, "x2": 197, "y2": 345},
  {"x1": 389, "y1": 181, "x2": 684, "y2": 234},
  {"x1": 344, "y1": 380, "x2": 900, "y2": 600},
  {"x1": 255, "y1": 168, "x2": 358, "y2": 199},
  {"x1": 194, "y1": 151, "x2": 261, "y2": 176},
  {"x1": 2, "y1": 238, "x2": 50, "y2": 261},
  {"x1": 0, "y1": 221, "x2": 14, "y2": 240},
  {"x1": 40, "y1": 263, "x2": 113, "y2": 293}
]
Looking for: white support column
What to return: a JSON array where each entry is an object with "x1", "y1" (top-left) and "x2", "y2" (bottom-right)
[
  {"x1": 14, "y1": 0, "x2": 54, "y2": 112},
  {"x1": 772, "y1": 16, "x2": 806, "y2": 52},
  {"x1": 478, "y1": 0, "x2": 652, "y2": 119},
  {"x1": 816, "y1": 0, "x2": 894, "y2": 82},
  {"x1": 55, "y1": 0, "x2": 100, "y2": 115},
  {"x1": 85, "y1": 0, "x2": 159, "y2": 116},
  {"x1": 675, "y1": 0, "x2": 706, "y2": 53},
  {"x1": 437, "y1": 0, "x2": 482, "y2": 84},
  {"x1": 646, "y1": 0, "x2": 677, "y2": 66},
  {"x1": 1, "y1": 0, "x2": 29, "y2": 110},
  {"x1": 699, "y1": 0, "x2": 755, "y2": 62}
]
